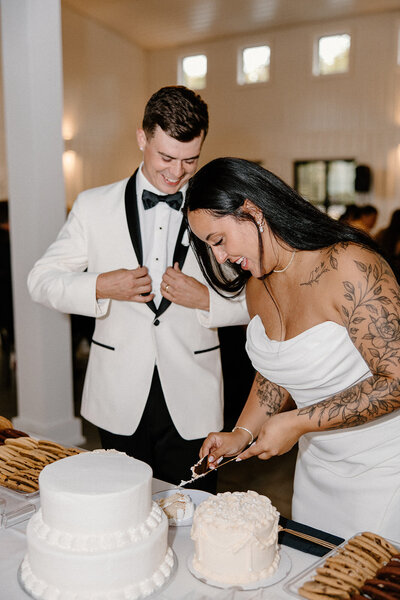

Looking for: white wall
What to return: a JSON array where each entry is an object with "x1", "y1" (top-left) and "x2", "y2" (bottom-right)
[
  {"x1": 0, "y1": 7, "x2": 147, "y2": 208},
  {"x1": 148, "y1": 11, "x2": 400, "y2": 230},
  {"x1": 0, "y1": 13, "x2": 6, "y2": 201},
  {"x1": 63, "y1": 6, "x2": 148, "y2": 208}
]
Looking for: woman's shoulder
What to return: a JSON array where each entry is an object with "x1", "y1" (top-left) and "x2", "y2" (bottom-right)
[
  {"x1": 321, "y1": 241, "x2": 394, "y2": 284},
  {"x1": 322, "y1": 241, "x2": 378, "y2": 268}
]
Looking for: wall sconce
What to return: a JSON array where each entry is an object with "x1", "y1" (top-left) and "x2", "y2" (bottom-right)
[{"x1": 62, "y1": 149, "x2": 77, "y2": 175}]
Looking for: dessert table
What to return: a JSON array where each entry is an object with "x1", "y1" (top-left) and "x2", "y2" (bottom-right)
[{"x1": 0, "y1": 478, "x2": 339, "y2": 600}]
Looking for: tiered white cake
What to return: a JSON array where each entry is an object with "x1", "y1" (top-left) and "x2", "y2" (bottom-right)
[
  {"x1": 20, "y1": 450, "x2": 174, "y2": 599},
  {"x1": 191, "y1": 490, "x2": 280, "y2": 585}
]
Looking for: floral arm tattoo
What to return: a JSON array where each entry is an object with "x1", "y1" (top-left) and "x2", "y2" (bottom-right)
[
  {"x1": 254, "y1": 372, "x2": 288, "y2": 417},
  {"x1": 298, "y1": 249, "x2": 400, "y2": 429}
]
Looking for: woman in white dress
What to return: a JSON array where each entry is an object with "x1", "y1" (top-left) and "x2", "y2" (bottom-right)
[{"x1": 184, "y1": 157, "x2": 400, "y2": 539}]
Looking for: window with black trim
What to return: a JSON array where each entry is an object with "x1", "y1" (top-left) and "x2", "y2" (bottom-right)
[{"x1": 294, "y1": 159, "x2": 356, "y2": 218}]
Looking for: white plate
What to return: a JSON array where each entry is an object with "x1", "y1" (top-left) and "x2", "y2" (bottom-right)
[
  {"x1": 187, "y1": 548, "x2": 292, "y2": 590},
  {"x1": 152, "y1": 488, "x2": 212, "y2": 527},
  {"x1": 283, "y1": 533, "x2": 400, "y2": 599}
]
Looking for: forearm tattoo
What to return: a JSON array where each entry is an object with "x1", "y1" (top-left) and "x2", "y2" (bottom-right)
[
  {"x1": 255, "y1": 372, "x2": 286, "y2": 417},
  {"x1": 298, "y1": 251, "x2": 400, "y2": 429}
]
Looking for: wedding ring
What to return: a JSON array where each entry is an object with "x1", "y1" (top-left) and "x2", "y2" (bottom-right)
[{"x1": 165, "y1": 284, "x2": 170, "y2": 292}]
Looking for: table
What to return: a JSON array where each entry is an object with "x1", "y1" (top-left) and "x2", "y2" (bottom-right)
[{"x1": 1, "y1": 479, "x2": 320, "y2": 600}]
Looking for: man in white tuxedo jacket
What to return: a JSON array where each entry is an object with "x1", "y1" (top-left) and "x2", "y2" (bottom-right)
[{"x1": 28, "y1": 86, "x2": 249, "y2": 492}]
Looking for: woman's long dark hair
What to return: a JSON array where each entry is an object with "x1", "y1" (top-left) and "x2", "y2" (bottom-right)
[{"x1": 184, "y1": 157, "x2": 378, "y2": 295}]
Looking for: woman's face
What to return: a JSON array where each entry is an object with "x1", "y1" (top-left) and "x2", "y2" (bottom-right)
[{"x1": 188, "y1": 208, "x2": 265, "y2": 277}]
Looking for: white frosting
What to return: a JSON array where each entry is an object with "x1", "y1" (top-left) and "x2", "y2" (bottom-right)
[
  {"x1": 21, "y1": 547, "x2": 174, "y2": 600},
  {"x1": 39, "y1": 451, "x2": 152, "y2": 535},
  {"x1": 29, "y1": 501, "x2": 164, "y2": 551},
  {"x1": 191, "y1": 490, "x2": 280, "y2": 585},
  {"x1": 21, "y1": 450, "x2": 174, "y2": 599}
]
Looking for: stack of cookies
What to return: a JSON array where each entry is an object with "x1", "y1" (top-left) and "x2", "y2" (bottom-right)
[
  {"x1": 299, "y1": 531, "x2": 400, "y2": 599},
  {"x1": 0, "y1": 415, "x2": 82, "y2": 493}
]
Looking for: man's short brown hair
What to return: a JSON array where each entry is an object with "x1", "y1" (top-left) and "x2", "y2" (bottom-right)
[{"x1": 142, "y1": 86, "x2": 209, "y2": 142}]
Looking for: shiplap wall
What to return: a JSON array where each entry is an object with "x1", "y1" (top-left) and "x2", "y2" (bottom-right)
[
  {"x1": 148, "y1": 11, "x2": 400, "y2": 230},
  {"x1": 61, "y1": 6, "x2": 147, "y2": 208},
  {"x1": 2, "y1": 9, "x2": 400, "y2": 227}
]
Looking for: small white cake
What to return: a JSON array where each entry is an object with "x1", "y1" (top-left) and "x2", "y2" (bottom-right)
[
  {"x1": 157, "y1": 492, "x2": 194, "y2": 522},
  {"x1": 20, "y1": 450, "x2": 174, "y2": 599},
  {"x1": 191, "y1": 490, "x2": 280, "y2": 585}
]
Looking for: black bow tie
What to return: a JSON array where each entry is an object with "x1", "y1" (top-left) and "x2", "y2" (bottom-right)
[{"x1": 142, "y1": 189, "x2": 183, "y2": 211}]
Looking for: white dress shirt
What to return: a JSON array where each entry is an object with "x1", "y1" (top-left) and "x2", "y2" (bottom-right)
[{"x1": 136, "y1": 164, "x2": 187, "y2": 307}]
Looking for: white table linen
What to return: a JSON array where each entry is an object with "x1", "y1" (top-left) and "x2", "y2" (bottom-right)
[{"x1": 1, "y1": 479, "x2": 315, "y2": 600}]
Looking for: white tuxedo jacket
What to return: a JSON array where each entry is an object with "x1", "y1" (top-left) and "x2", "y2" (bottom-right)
[{"x1": 28, "y1": 173, "x2": 249, "y2": 439}]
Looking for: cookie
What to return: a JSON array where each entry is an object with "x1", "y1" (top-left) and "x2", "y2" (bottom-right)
[
  {"x1": 18, "y1": 448, "x2": 50, "y2": 464},
  {"x1": 347, "y1": 538, "x2": 388, "y2": 566},
  {"x1": 363, "y1": 577, "x2": 400, "y2": 595},
  {"x1": 4, "y1": 473, "x2": 38, "y2": 492},
  {"x1": 325, "y1": 556, "x2": 369, "y2": 580},
  {"x1": 314, "y1": 571, "x2": 358, "y2": 593},
  {"x1": 339, "y1": 546, "x2": 379, "y2": 573},
  {"x1": 4, "y1": 437, "x2": 38, "y2": 450},
  {"x1": 38, "y1": 440, "x2": 68, "y2": 452},
  {"x1": 376, "y1": 565, "x2": 400, "y2": 583},
  {"x1": 0, "y1": 462, "x2": 16, "y2": 475},
  {"x1": 7, "y1": 457, "x2": 40, "y2": 471},
  {"x1": 351, "y1": 535, "x2": 392, "y2": 563},
  {"x1": 0, "y1": 416, "x2": 13, "y2": 430},
  {"x1": 316, "y1": 565, "x2": 363, "y2": 589},
  {"x1": 362, "y1": 532, "x2": 398, "y2": 558},
  {"x1": 65, "y1": 447, "x2": 83, "y2": 455},
  {"x1": 301, "y1": 579, "x2": 351, "y2": 598},
  {"x1": 298, "y1": 587, "x2": 335, "y2": 600},
  {"x1": 0, "y1": 446, "x2": 21, "y2": 461}
]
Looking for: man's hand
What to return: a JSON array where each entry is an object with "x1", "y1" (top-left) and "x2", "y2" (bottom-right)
[
  {"x1": 161, "y1": 262, "x2": 209, "y2": 310},
  {"x1": 96, "y1": 267, "x2": 154, "y2": 303}
]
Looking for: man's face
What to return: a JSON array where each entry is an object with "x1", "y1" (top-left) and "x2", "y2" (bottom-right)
[{"x1": 137, "y1": 125, "x2": 204, "y2": 194}]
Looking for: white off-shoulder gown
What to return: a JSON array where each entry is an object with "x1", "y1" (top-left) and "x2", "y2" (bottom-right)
[{"x1": 246, "y1": 315, "x2": 400, "y2": 539}]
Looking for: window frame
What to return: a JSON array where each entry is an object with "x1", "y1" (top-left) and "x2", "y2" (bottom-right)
[
  {"x1": 178, "y1": 52, "x2": 208, "y2": 90},
  {"x1": 237, "y1": 41, "x2": 272, "y2": 87},
  {"x1": 312, "y1": 30, "x2": 352, "y2": 78},
  {"x1": 293, "y1": 158, "x2": 357, "y2": 212}
]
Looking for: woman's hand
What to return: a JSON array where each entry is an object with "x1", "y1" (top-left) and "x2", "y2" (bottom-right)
[
  {"x1": 200, "y1": 429, "x2": 253, "y2": 468},
  {"x1": 237, "y1": 411, "x2": 302, "y2": 461}
]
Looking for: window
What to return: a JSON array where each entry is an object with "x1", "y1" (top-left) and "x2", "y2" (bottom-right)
[
  {"x1": 180, "y1": 54, "x2": 207, "y2": 90},
  {"x1": 294, "y1": 159, "x2": 356, "y2": 214},
  {"x1": 314, "y1": 33, "x2": 351, "y2": 76},
  {"x1": 238, "y1": 45, "x2": 270, "y2": 85}
]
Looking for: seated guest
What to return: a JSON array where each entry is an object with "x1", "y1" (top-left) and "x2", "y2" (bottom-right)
[
  {"x1": 358, "y1": 204, "x2": 378, "y2": 233},
  {"x1": 184, "y1": 157, "x2": 400, "y2": 539}
]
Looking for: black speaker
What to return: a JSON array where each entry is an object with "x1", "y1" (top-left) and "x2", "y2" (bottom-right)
[{"x1": 355, "y1": 165, "x2": 372, "y2": 193}]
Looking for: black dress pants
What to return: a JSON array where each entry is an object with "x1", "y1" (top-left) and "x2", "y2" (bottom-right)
[{"x1": 98, "y1": 366, "x2": 217, "y2": 494}]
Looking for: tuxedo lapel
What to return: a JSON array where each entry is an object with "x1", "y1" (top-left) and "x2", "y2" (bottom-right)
[
  {"x1": 156, "y1": 218, "x2": 189, "y2": 318},
  {"x1": 124, "y1": 171, "x2": 157, "y2": 315}
]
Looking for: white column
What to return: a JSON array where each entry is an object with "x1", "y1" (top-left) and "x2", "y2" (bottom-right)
[{"x1": 0, "y1": 0, "x2": 84, "y2": 444}]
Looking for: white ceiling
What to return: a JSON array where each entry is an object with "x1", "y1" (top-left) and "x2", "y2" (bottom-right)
[{"x1": 62, "y1": 0, "x2": 400, "y2": 50}]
